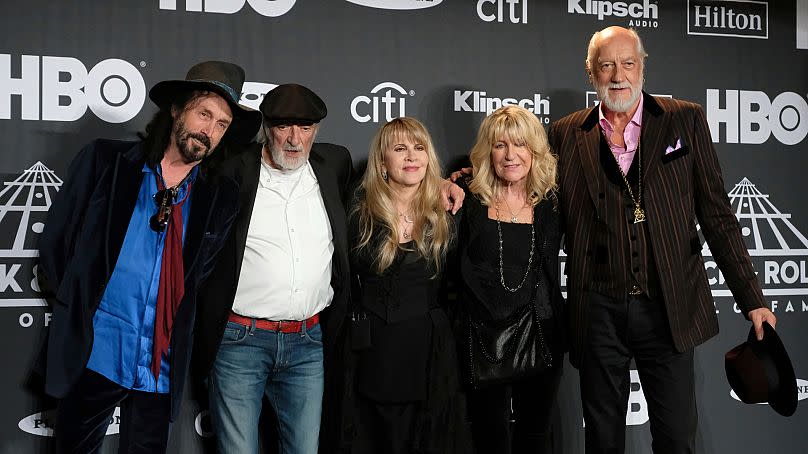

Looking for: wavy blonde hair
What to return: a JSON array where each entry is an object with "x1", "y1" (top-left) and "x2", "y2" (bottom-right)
[
  {"x1": 468, "y1": 105, "x2": 557, "y2": 206},
  {"x1": 354, "y1": 117, "x2": 451, "y2": 275}
]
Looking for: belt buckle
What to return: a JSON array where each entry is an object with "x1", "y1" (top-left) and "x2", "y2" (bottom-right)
[{"x1": 628, "y1": 285, "x2": 643, "y2": 296}]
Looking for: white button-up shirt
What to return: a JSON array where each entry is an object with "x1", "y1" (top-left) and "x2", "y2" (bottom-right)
[{"x1": 231, "y1": 157, "x2": 334, "y2": 321}]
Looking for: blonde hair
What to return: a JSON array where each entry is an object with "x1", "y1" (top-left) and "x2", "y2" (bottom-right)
[
  {"x1": 354, "y1": 117, "x2": 451, "y2": 275},
  {"x1": 468, "y1": 105, "x2": 557, "y2": 206}
]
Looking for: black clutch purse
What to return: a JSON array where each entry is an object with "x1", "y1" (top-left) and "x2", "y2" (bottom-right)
[{"x1": 464, "y1": 244, "x2": 553, "y2": 389}]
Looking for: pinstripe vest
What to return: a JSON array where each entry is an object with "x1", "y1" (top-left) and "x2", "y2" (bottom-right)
[{"x1": 589, "y1": 133, "x2": 663, "y2": 300}]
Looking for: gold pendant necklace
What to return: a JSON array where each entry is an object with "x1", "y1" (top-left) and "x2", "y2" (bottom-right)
[
  {"x1": 399, "y1": 211, "x2": 413, "y2": 239},
  {"x1": 609, "y1": 135, "x2": 646, "y2": 223}
]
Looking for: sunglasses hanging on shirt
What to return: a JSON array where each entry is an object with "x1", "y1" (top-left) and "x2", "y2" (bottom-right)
[{"x1": 149, "y1": 169, "x2": 192, "y2": 233}]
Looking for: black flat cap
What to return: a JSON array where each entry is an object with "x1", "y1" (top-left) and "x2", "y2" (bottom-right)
[{"x1": 260, "y1": 84, "x2": 327, "y2": 125}]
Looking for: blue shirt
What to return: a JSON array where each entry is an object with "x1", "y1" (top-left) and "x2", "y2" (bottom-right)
[{"x1": 86, "y1": 163, "x2": 197, "y2": 393}]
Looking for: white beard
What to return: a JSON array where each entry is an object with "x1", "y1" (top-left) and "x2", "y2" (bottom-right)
[{"x1": 596, "y1": 80, "x2": 643, "y2": 113}]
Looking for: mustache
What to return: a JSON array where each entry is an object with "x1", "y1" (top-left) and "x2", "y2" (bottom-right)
[
  {"x1": 184, "y1": 131, "x2": 211, "y2": 149},
  {"x1": 608, "y1": 82, "x2": 632, "y2": 89},
  {"x1": 284, "y1": 144, "x2": 304, "y2": 152}
]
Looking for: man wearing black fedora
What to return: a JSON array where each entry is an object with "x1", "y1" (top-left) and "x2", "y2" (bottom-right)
[
  {"x1": 37, "y1": 60, "x2": 261, "y2": 453},
  {"x1": 193, "y1": 83, "x2": 353, "y2": 454}
]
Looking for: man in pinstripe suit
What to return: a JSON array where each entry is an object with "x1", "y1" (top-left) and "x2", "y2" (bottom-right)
[{"x1": 548, "y1": 26, "x2": 776, "y2": 454}]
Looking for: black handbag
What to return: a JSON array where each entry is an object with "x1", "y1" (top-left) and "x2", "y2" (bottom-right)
[{"x1": 465, "y1": 241, "x2": 553, "y2": 389}]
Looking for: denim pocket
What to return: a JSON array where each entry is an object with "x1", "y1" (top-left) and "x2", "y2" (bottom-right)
[
  {"x1": 302, "y1": 324, "x2": 324, "y2": 346},
  {"x1": 221, "y1": 321, "x2": 249, "y2": 344}
]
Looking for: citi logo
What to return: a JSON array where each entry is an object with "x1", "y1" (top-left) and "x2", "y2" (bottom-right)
[
  {"x1": 0, "y1": 54, "x2": 146, "y2": 123},
  {"x1": 687, "y1": 1, "x2": 768, "y2": 39},
  {"x1": 239, "y1": 81, "x2": 278, "y2": 111},
  {"x1": 706, "y1": 89, "x2": 807, "y2": 145},
  {"x1": 159, "y1": 0, "x2": 296, "y2": 17},
  {"x1": 350, "y1": 82, "x2": 413, "y2": 123},
  {"x1": 729, "y1": 378, "x2": 808, "y2": 403},
  {"x1": 454, "y1": 90, "x2": 550, "y2": 121},
  {"x1": 567, "y1": 0, "x2": 658, "y2": 22},
  {"x1": 345, "y1": 0, "x2": 443, "y2": 10},
  {"x1": 18, "y1": 408, "x2": 121, "y2": 437},
  {"x1": 477, "y1": 0, "x2": 527, "y2": 24}
]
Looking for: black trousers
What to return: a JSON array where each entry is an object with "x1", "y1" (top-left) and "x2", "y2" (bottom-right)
[
  {"x1": 467, "y1": 365, "x2": 563, "y2": 454},
  {"x1": 54, "y1": 368, "x2": 171, "y2": 454},
  {"x1": 579, "y1": 292, "x2": 696, "y2": 454}
]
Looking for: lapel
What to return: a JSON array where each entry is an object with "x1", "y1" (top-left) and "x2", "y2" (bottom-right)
[
  {"x1": 232, "y1": 148, "x2": 262, "y2": 280},
  {"x1": 183, "y1": 171, "x2": 215, "y2": 279},
  {"x1": 310, "y1": 152, "x2": 349, "y2": 279},
  {"x1": 105, "y1": 144, "x2": 147, "y2": 275},
  {"x1": 639, "y1": 93, "x2": 669, "y2": 183},
  {"x1": 575, "y1": 106, "x2": 605, "y2": 217}
]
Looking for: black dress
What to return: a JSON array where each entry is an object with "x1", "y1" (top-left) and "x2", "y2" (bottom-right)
[
  {"x1": 337, "y1": 212, "x2": 472, "y2": 454},
  {"x1": 455, "y1": 177, "x2": 567, "y2": 454}
]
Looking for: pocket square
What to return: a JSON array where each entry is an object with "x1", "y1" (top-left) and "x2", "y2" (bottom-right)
[{"x1": 665, "y1": 137, "x2": 683, "y2": 155}]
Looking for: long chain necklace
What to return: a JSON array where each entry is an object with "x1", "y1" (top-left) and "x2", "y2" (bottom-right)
[
  {"x1": 399, "y1": 211, "x2": 414, "y2": 240},
  {"x1": 495, "y1": 207, "x2": 535, "y2": 292},
  {"x1": 609, "y1": 136, "x2": 645, "y2": 223}
]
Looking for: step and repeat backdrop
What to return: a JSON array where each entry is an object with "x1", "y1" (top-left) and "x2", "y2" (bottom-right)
[{"x1": 1, "y1": 1, "x2": 806, "y2": 453}]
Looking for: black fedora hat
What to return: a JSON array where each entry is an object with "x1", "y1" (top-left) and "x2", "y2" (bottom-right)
[
  {"x1": 725, "y1": 321, "x2": 797, "y2": 417},
  {"x1": 149, "y1": 61, "x2": 262, "y2": 143},
  {"x1": 259, "y1": 83, "x2": 327, "y2": 126}
]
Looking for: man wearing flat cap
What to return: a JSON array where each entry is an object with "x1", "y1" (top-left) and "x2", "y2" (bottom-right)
[
  {"x1": 37, "y1": 60, "x2": 261, "y2": 453},
  {"x1": 193, "y1": 83, "x2": 353, "y2": 454}
]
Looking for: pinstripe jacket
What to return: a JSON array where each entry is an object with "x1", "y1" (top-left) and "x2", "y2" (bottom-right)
[{"x1": 548, "y1": 93, "x2": 766, "y2": 368}]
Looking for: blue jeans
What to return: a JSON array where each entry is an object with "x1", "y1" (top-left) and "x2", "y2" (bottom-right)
[{"x1": 209, "y1": 320, "x2": 324, "y2": 454}]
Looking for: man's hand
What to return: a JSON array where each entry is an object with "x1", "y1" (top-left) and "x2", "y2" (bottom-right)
[
  {"x1": 748, "y1": 307, "x2": 777, "y2": 340},
  {"x1": 449, "y1": 166, "x2": 473, "y2": 182},
  {"x1": 441, "y1": 179, "x2": 465, "y2": 214}
]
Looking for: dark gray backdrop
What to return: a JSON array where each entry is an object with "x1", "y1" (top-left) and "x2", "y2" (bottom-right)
[{"x1": 1, "y1": 1, "x2": 806, "y2": 453}]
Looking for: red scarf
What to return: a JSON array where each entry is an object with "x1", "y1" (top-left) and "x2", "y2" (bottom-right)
[{"x1": 151, "y1": 177, "x2": 191, "y2": 382}]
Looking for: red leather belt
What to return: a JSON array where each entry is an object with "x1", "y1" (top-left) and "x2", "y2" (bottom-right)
[{"x1": 228, "y1": 312, "x2": 319, "y2": 333}]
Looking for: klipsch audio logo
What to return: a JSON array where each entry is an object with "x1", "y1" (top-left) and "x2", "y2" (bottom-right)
[
  {"x1": 159, "y1": 0, "x2": 296, "y2": 16},
  {"x1": 0, "y1": 163, "x2": 60, "y2": 323},
  {"x1": 706, "y1": 90, "x2": 807, "y2": 145},
  {"x1": 454, "y1": 89, "x2": 550, "y2": 123},
  {"x1": 0, "y1": 54, "x2": 146, "y2": 123},
  {"x1": 567, "y1": 0, "x2": 659, "y2": 28},
  {"x1": 687, "y1": 1, "x2": 768, "y2": 39},
  {"x1": 18, "y1": 407, "x2": 121, "y2": 436},
  {"x1": 477, "y1": 0, "x2": 527, "y2": 24},
  {"x1": 350, "y1": 82, "x2": 414, "y2": 123},
  {"x1": 345, "y1": 0, "x2": 443, "y2": 9},
  {"x1": 703, "y1": 178, "x2": 808, "y2": 316},
  {"x1": 239, "y1": 81, "x2": 278, "y2": 111}
]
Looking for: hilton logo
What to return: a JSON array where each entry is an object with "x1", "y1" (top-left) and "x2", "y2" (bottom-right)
[{"x1": 687, "y1": 0, "x2": 768, "y2": 39}]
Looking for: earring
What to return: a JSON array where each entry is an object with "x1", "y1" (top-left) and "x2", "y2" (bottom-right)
[{"x1": 382, "y1": 169, "x2": 388, "y2": 181}]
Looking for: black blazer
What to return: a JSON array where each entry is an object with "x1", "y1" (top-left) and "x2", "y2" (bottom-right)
[
  {"x1": 37, "y1": 139, "x2": 239, "y2": 420},
  {"x1": 193, "y1": 142, "x2": 353, "y2": 378}
]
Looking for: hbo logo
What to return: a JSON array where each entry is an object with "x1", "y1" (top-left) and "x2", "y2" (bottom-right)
[
  {"x1": 707, "y1": 89, "x2": 808, "y2": 146},
  {"x1": 159, "y1": 0, "x2": 296, "y2": 16},
  {"x1": 0, "y1": 55, "x2": 146, "y2": 123}
]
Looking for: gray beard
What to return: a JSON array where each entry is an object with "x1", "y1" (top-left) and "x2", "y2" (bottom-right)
[
  {"x1": 597, "y1": 83, "x2": 643, "y2": 113},
  {"x1": 269, "y1": 144, "x2": 307, "y2": 171}
]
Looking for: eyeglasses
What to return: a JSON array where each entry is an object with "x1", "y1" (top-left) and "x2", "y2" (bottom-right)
[{"x1": 150, "y1": 188, "x2": 178, "y2": 232}]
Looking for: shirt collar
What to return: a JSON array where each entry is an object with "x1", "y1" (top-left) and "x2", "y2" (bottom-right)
[{"x1": 598, "y1": 92, "x2": 644, "y2": 133}]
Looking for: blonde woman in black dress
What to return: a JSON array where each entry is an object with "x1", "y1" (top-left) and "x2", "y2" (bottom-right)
[{"x1": 341, "y1": 117, "x2": 470, "y2": 454}]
